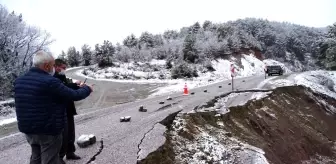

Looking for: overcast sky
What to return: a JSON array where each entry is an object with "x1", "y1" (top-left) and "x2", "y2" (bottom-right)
[{"x1": 1, "y1": 0, "x2": 335, "y2": 56}]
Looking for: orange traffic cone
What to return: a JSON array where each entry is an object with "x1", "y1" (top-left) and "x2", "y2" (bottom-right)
[{"x1": 183, "y1": 83, "x2": 189, "y2": 95}]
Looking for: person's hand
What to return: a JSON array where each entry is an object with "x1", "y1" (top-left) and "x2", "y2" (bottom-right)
[
  {"x1": 79, "y1": 83, "x2": 93, "y2": 92},
  {"x1": 87, "y1": 84, "x2": 94, "y2": 92},
  {"x1": 79, "y1": 82, "x2": 85, "y2": 87},
  {"x1": 75, "y1": 81, "x2": 82, "y2": 85}
]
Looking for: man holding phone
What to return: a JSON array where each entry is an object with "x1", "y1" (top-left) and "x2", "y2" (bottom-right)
[{"x1": 54, "y1": 59, "x2": 84, "y2": 163}]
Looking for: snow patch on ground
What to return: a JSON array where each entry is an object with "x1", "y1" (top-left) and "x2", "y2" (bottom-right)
[
  {"x1": 268, "y1": 79, "x2": 295, "y2": 88},
  {"x1": 255, "y1": 106, "x2": 277, "y2": 120},
  {"x1": 0, "y1": 99, "x2": 16, "y2": 126},
  {"x1": 194, "y1": 93, "x2": 242, "y2": 114},
  {"x1": 251, "y1": 92, "x2": 272, "y2": 100},
  {"x1": 0, "y1": 99, "x2": 14, "y2": 106},
  {"x1": 66, "y1": 66, "x2": 83, "y2": 71},
  {"x1": 240, "y1": 54, "x2": 265, "y2": 77},
  {"x1": 256, "y1": 76, "x2": 277, "y2": 89},
  {"x1": 150, "y1": 59, "x2": 166, "y2": 66},
  {"x1": 0, "y1": 117, "x2": 16, "y2": 126},
  {"x1": 295, "y1": 71, "x2": 336, "y2": 99}
]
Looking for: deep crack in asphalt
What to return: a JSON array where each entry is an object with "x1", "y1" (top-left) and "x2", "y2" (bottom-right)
[
  {"x1": 137, "y1": 110, "x2": 182, "y2": 163},
  {"x1": 136, "y1": 122, "x2": 160, "y2": 162},
  {"x1": 155, "y1": 100, "x2": 182, "y2": 112},
  {"x1": 86, "y1": 139, "x2": 104, "y2": 164},
  {"x1": 196, "y1": 89, "x2": 272, "y2": 110}
]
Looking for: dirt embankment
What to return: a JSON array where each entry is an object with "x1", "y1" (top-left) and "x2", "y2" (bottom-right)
[{"x1": 139, "y1": 86, "x2": 336, "y2": 164}]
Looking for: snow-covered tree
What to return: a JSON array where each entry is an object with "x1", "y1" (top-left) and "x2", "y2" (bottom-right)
[
  {"x1": 63, "y1": 18, "x2": 331, "y2": 73},
  {"x1": 163, "y1": 30, "x2": 179, "y2": 40},
  {"x1": 227, "y1": 32, "x2": 242, "y2": 53},
  {"x1": 115, "y1": 42, "x2": 122, "y2": 52},
  {"x1": 139, "y1": 32, "x2": 155, "y2": 49},
  {"x1": 66, "y1": 46, "x2": 81, "y2": 67},
  {"x1": 115, "y1": 46, "x2": 132, "y2": 62},
  {"x1": 190, "y1": 22, "x2": 201, "y2": 34},
  {"x1": 328, "y1": 23, "x2": 336, "y2": 38},
  {"x1": 202, "y1": 20, "x2": 213, "y2": 31},
  {"x1": 319, "y1": 23, "x2": 336, "y2": 70},
  {"x1": 57, "y1": 51, "x2": 67, "y2": 63},
  {"x1": 123, "y1": 34, "x2": 138, "y2": 48},
  {"x1": 81, "y1": 44, "x2": 92, "y2": 66},
  {"x1": 183, "y1": 34, "x2": 198, "y2": 63},
  {"x1": 0, "y1": 5, "x2": 53, "y2": 100},
  {"x1": 153, "y1": 34, "x2": 164, "y2": 47},
  {"x1": 171, "y1": 61, "x2": 198, "y2": 79},
  {"x1": 95, "y1": 40, "x2": 115, "y2": 67}
]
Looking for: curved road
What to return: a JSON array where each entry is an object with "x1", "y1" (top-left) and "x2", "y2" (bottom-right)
[{"x1": 0, "y1": 68, "x2": 267, "y2": 164}]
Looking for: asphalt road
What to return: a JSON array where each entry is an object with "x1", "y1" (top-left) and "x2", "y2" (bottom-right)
[{"x1": 0, "y1": 68, "x2": 267, "y2": 164}]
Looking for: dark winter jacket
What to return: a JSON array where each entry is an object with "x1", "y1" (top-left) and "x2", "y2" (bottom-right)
[
  {"x1": 14, "y1": 67, "x2": 91, "y2": 135},
  {"x1": 54, "y1": 72, "x2": 79, "y2": 116}
]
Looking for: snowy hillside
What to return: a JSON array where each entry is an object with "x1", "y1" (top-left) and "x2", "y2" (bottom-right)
[{"x1": 79, "y1": 54, "x2": 291, "y2": 96}]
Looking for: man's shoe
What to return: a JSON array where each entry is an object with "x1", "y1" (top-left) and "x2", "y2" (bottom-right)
[
  {"x1": 60, "y1": 159, "x2": 66, "y2": 164},
  {"x1": 66, "y1": 153, "x2": 81, "y2": 160}
]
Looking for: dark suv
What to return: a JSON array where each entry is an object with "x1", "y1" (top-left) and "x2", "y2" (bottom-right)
[{"x1": 266, "y1": 65, "x2": 283, "y2": 76}]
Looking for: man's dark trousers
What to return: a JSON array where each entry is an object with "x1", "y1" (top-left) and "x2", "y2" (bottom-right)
[
  {"x1": 54, "y1": 73, "x2": 79, "y2": 159},
  {"x1": 25, "y1": 133, "x2": 63, "y2": 164},
  {"x1": 59, "y1": 113, "x2": 76, "y2": 158}
]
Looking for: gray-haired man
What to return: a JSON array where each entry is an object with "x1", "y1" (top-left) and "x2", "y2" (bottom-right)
[{"x1": 14, "y1": 51, "x2": 93, "y2": 164}]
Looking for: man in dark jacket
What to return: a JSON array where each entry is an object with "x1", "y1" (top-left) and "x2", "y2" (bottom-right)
[
  {"x1": 54, "y1": 59, "x2": 82, "y2": 161},
  {"x1": 14, "y1": 51, "x2": 93, "y2": 164}
]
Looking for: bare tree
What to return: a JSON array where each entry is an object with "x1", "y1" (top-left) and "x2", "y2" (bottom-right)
[{"x1": 0, "y1": 5, "x2": 54, "y2": 100}]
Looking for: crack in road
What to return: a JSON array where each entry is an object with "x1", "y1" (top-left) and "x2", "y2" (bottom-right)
[
  {"x1": 136, "y1": 122, "x2": 159, "y2": 162},
  {"x1": 137, "y1": 109, "x2": 182, "y2": 163},
  {"x1": 86, "y1": 139, "x2": 104, "y2": 164},
  {"x1": 155, "y1": 100, "x2": 182, "y2": 112},
  {"x1": 197, "y1": 89, "x2": 273, "y2": 110}
]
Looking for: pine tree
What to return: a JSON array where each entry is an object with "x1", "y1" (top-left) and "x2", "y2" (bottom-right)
[
  {"x1": 57, "y1": 51, "x2": 67, "y2": 63},
  {"x1": 139, "y1": 32, "x2": 155, "y2": 49},
  {"x1": 191, "y1": 22, "x2": 201, "y2": 34},
  {"x1": 94, "y1": 44, "x2": 103, "y2": 66},
  {"x1": 183, "y1": 34, "x2": 198, "y2": 63},
  {"x1": 153, "y1": 34, "x2": 164, "y2": 47},
  {"x1": 320, "y1": 23, "x2": 336, "y2": 70},
  {"x1": 95, "y1": 40, "x2": 115, "y2": 67},
  {"x1": 123, "y1": 34, "x2": 138, "y2": 48},
  {"x1": 202, "y1": 20, "x2": 212, "y2": 31},
  {"x1": 66, "y1": 46, "x2": 81, "y2": 67},
  {"x1": 81, "y1": 44, "x2": 92, "y2": 66},
  {"x1": 163, "y1": 30, "x2": 179, "y2": 40},
  {"x1": 328, "y1": 23, "x2": 336, "y2": 38}
]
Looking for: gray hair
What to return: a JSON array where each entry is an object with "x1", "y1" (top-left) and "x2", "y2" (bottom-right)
[{"x1": 32, "y1": 51, "x2": 54, "y2": 67}]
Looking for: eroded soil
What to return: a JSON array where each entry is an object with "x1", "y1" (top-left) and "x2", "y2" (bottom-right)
[{"x1": 140, "y1": 86, "x2": 336, "y2": 164}]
